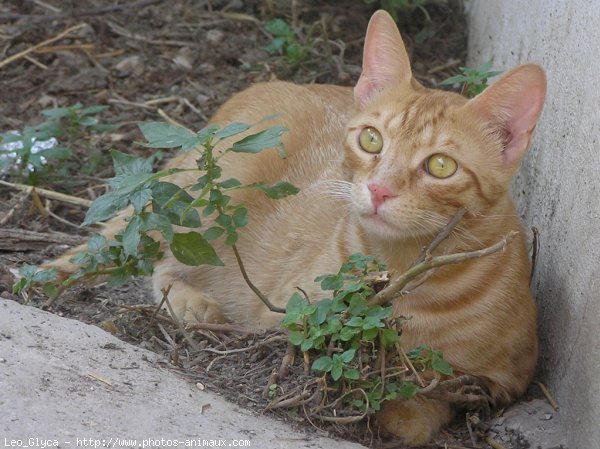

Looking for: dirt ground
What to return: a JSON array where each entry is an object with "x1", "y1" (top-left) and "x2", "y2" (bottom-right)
[{"x1": 0, "y1": 1, "x2": 562, "y2": 448}]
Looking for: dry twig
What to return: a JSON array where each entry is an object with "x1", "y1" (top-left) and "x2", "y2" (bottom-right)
[
  {"x1": 369, "y1": 231, "x2": 518, "y2": 307},
  {"x1": 0, "y1": 179, "x2": 93, "y2": 207},
  {"x1": 0, "y1": 23, "x2": 88, "y2": 69}
]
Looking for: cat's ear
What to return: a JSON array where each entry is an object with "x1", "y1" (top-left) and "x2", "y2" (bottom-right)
[
  {"x1": 468, "y1": 64, "x2": 546, "y2": 166},
  {"x1": 354, "y1": 10, "x2": 412, "y2": 109}
]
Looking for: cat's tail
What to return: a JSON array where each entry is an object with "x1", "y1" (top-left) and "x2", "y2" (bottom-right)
[{"x1": 42, "y1": 210, "x2": 129, "y2": 282}]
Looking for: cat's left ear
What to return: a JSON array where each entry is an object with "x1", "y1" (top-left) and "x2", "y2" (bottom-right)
[
  {"x1": 354, "y1": 10, "x2": 412, "y2": 109},
  {"x1": 468, "y1": 64, "x2": 547, "y2": 166}
]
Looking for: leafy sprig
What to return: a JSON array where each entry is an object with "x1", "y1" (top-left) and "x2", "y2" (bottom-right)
[
  {"x1": 0, "y1": 103, "x2": 118, "y2": 185},
  {"x1": 14, "y1": 119, "x2": 299, "y2": 294},
  {"x1": 440, "y1": 60, "x2": 503, "y2": 97},
  {"x1": 281, "y1": 253, "x2": 454, "y2": 413}
]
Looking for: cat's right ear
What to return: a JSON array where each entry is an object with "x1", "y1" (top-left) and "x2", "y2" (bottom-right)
[
  {"x1": 354, "y1": 10, "x2": 412, "y2": 109},
  {"x1": 467, "y1": 64, "x2": 547, "y2": 168}
]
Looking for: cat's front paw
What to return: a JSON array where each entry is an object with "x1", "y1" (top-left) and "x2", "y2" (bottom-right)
[
  {"x1": 161, "y1": 283, "x2": 226, "y2": 324},
  {"x1": 378, "y1": 397, "x2": 452, "y2": 446}
]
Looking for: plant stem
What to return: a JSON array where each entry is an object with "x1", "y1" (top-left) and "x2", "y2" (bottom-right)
[
  {"x1": 410, "y1": 208, "x2": 466, "y2": 268},
  {"x1": 231, "y1": 243, "x2": 286, "y2": 314},
  {"x1": 369, "y1": 231, "x2": 518, "y2": 307}
]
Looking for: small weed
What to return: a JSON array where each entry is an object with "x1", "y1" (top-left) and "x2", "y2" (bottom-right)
[
  {"x1": 13, "y1": 118, "x2": 298, "y2": 294},
  {"x1": 268, "y1": 383, "x2": 279, "y2": 399},
  {"x1": 0, "y1": 103, "x2": 118, "y2": 186},
  {"x1": 281, "y1": 253, "x2": 453, "y2": 413},
  {"x1": 263, "y1": 18, "x2": 311, "y2": 67},
  {"x1": 440, "y1": 60, "x2": 503, "y2": 97},
  {"x1": 363, "y1": 0, "x2": 448, "y2": 43}
]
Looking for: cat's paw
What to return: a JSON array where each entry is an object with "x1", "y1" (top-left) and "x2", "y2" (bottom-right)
[
  {"x1": 378, "y1": 397, "x2": 452, "y2": 446},
  {"x1": 162, "y1": 284, "x2": 226, "y2": 324}
]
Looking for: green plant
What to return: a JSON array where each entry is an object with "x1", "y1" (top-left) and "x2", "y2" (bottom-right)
[
  {"x1": 440, "y1": 60, "x2": 503, "y2": 97},
  {"x1": 263, "y1": 18, "x2": 311, "y2": 67},
  {"x1": 12, "y1": 264, "x2": 59, "y2": 300},
  {"x1": 13, "y1": 118, "x2": 298, "y2": 295},
  {"x1": 0, "y1": 103, "x2": 118, "y2": 185},
  {"x1": 280, "y1": 253, "x2": 454, "y2": 413},
  {"x1": 363, "y1": 0, "x2": 448, "y2": 43},
  {"x1": 268, "y1": 383, "x2": 279, "y2": 399}
]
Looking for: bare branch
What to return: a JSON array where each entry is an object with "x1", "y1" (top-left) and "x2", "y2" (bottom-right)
[
  {"x1": 369, "y1": 231, "x2": 518, "y2": 307},
  {"x1": 411, "y1": 207, "x2": 466, "y2": 268}
]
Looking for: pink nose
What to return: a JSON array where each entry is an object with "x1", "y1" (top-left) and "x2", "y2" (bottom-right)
[{"x1": 368, "y1": 183, "x2": 394, "y2": 211}]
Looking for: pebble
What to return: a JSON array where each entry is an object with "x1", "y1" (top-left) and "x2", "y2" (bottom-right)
[{"x1": 206, "y1": 29, "x2": 225, "y2": 44}]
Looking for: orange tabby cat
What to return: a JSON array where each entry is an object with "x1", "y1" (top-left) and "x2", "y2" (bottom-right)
[{"x1": 48, "y1": 10, "x2": 545, "y2": 446}]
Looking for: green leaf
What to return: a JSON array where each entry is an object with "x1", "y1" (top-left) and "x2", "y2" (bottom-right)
[
  {"x1": 331, "y1": 365, "x2": 343, "y2": 381},
  {"x1": 340, "y1": 348, "x2": 356, "y2": 363},
  {"x1": 42, "y1": 283, "x2": 59, "y2": 299},
  {"x1": 264, "y1": 37, "x2": 286, "y2": 54},
  {"x1": 362, "y1": 328, "x2": 379, "y2": 341},
  {"x1": 130, "y1": 188, "x2": 152, "y2": 213},
  {"x1": 224, "y1": 231, "x2": 238, "y2": 246},
  {"x1": 122, "y1": 216, "x2": 141, "y2": 256},
  {"x1": 339, "y1": 326, "x2": 359, "y2": 341},
  {"x1": 312, "y1": 356, "x2": 333, "y2": 373},
  {"x1": 314, "y1": 299, "x2": 332, "y2": 325},
  {"x1": 12, "y1": 278, "x2": 28, "y2": 294},
  {"x1": 264, "y1": 18, "x2": 291, "y2": 37},
  {"x1": 18, "y1": 263, "x2": 39, "y2": 279},
  {"x1": 347, "y1": 294, "x2": 368, "y2": 316},
  {"x1": 170, "y1": 232, "x2": 223, "y2": 266},
  {"x1": 139, "y1": 122, "x2": 202, "y2": 151},
  {"x1": 218, "y1": 178, "x2": 242, "y2": 189},
  {"x1": 232, "y1": 207, "x2": 248, "y2": 228},
  {"x1": 363, "y1": 315, "x2": 386, "y2": 330},
  {"x1": 231, "y1": 126, "x2": 288, "y2": 157},
  {"x1": 215, "y1": 213, "x2": 231, "y2": 228},
  {"x1": 106, "y1": 267, "x2": 130, "y2": 288},
  {"x1": 344, "y1": 369, "x2": 360, "y2": 380},
  {"x1": 111, "y1": 150, "x2": 153, "y2": 177},
  {"x1": 381, "y1": 328, "x2": 399, "y2": 347},
  {"x1": 366, "y1": 306, "x2": 392, "y2": 321},
  {"x1": 83, "y1": 190, "x2": 129, "y2": 225},
  {"x1": 323, "y1": 316, "x2": 342, "y2": 334},
  {"x1": 80, "y1": 105, "x2": 109, "y2": 116},
  {"x1": 139, "y1": 212, "x2": 174, "y2": 243},
  {"x1": 33, "y1": 268, "x2": 58, "y2": 284},
  {"x1": 204, "y1": 226, "x2": 225, "y2": 241},
  {"x1": 288, "y1": 331, "x2": 304, "y2": 346},
  {"x1": 300, "y1": 338, "x2": 314, "y2": 352},
  {"x1": 398, "y1": 381, "x2": 419, "y2": 400},
  {"x1": 249, "y1": 181, "x2": 299, "y2": 199},
  {"x1": 214, "y1": 122, "x2": 251, "y2": 140},
  {"x1": 345, "y1": 316, "x2": 363, "y2": 327},
  {"x1": 431, "y1": 352, "x2": 454, "y2": 376},
  {"x1": 151, "y1": 182, "x2": 201, "y2": 228},
  {"x1": 41, "y1": 146, "x2": 72, "y2": 160},
  {"x1": 88, "y1": 234, "x2": 107, "y2": 252},
  {"x1": 316, "y1": 273, "x2": 343, "y2": 291},
  {"x1": 281, "y1": 292, "x2": 309, "y2": 327}
]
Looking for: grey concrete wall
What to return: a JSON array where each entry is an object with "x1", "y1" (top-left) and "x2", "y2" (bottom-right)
[{"x1": 466, "y1": 1, "x2": 600, "y2": 448}]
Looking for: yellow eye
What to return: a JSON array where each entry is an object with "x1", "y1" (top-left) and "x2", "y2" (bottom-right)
[
  {"x1": 358, "y1": 127, "x2": 383, "y2": 154},
  {"x1": 426, "y1": 154, "x2": 458, "y2": 178}
]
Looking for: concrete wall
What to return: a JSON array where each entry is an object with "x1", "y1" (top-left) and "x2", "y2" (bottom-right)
[{"x1": 466, "y1": 1, "x2": 600, "y2": 448}]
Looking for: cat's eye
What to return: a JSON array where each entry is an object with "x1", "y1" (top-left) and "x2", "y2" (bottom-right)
[
  {"x1": 426, "y1": 154, "x2": 458, "y2": 178},
  {"x1": 358, "y1": 127, "x2": 383, "y2": 154}
]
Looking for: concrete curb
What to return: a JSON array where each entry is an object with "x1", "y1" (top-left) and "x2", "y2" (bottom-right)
[{"x1": 0, "y1": 299, "x2": 366, "y2": 449}]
